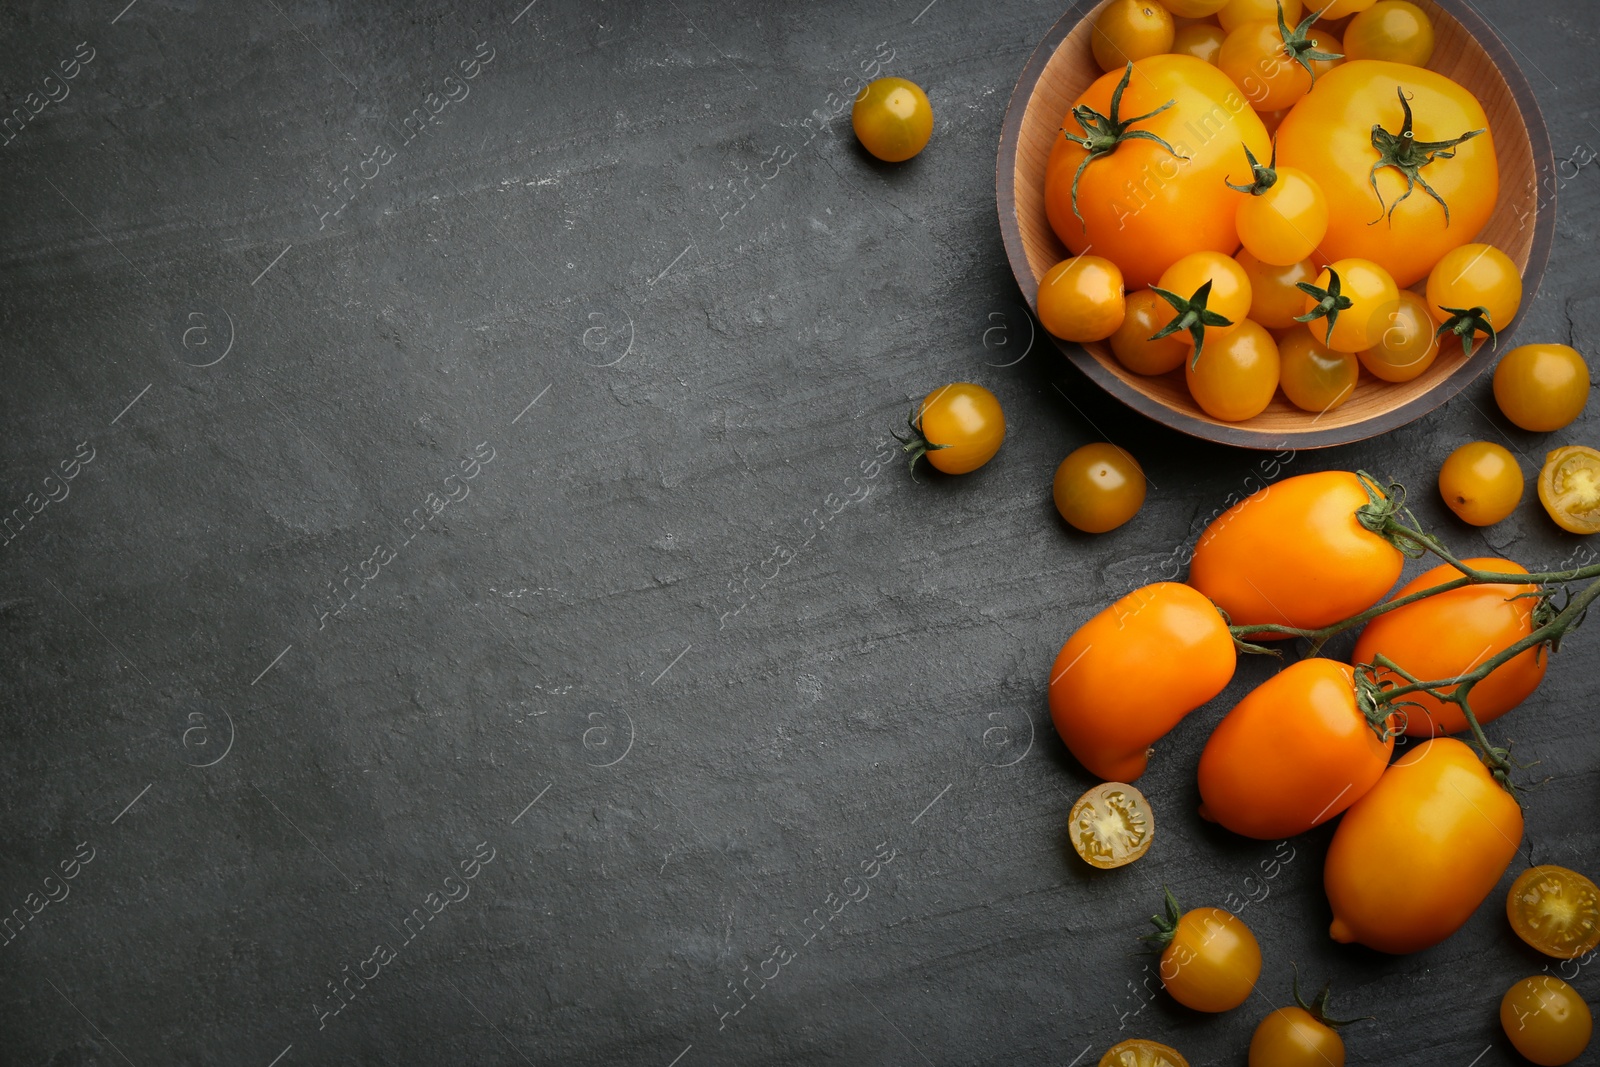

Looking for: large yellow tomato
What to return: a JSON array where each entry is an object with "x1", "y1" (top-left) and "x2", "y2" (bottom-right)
[
  {"x1": 1045, "y1": 55, "x2": 1270, "y2": 290},
  {"x1": 1276, "y1": 60, "x2": 1498, "y2": 288},
  {"x1": 1325, "y1": 737, "x2": 1523, "y2": 954}
]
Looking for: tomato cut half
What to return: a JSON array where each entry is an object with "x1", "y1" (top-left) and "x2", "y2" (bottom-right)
[
  {"x1": 1508, "y1": 866, "x2": 1600, "y2": 960},
  {"x1": 1539, "y1": 446, "x2": 1600, "y2": 534},
  {"x1": 1100, "y1": 1039, "x2": 1190, "y2": 1067},
  {"x1": 1069, "y1": 782, "x2": 1154, "y2": 869}
]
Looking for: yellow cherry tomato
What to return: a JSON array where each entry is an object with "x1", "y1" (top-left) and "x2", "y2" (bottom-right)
[
  {"x1": 1172, "y1": 22, "x2": 1227, "y2": 63},
  {"x1": 1186, "y1": 318, "x2": 1280, "y2": 421},
  {"x1": 1100, "y1": 1040, "x2": 1190, "y2": 1067},
  {"x1": 1438, "y1": 441, "x2": 1524, "y2": 526},
  {"x1": 1152, "y1": 891, "x2": 1262, "y2": 1013},
  {"x1": 906, "y1": 383, "x2": 1005, "y2": 474},
  {"x1": 1426, "y1": 243, "x2": 1523, "y2": 358},
  {"x1": 1344, "y1": 1, "x2": 1435, "y2": 65},
  {"x1": 1508, "y1": 866, "x2": 1600, "y2": 960},
  {"x1": 1278, "y1": 324, "x2": 1358, "y2": 414},
  {"x1": 1237, "y1": 251, "x2": 1318, "y2": 330},
  {"x1": 1317, "y1": 0, "x2": 1377, "y2": 18},
  {"x1": 851, "y1": 78, "x2": 932, "y2": 162},
  {"x1": 1219, "y1": 19, "x2": 1318, "y2": 113},
  {"x1": 1233, "y1": 159, "x2": 1329, "y2": 266},
  {"x1": 1165, "y1": 0, "x2": 1229, "y2": 16},
  {"x1": 1357, "y1": 289, "x2": 1440, "y2": 382},
  {"x1": 1069, "y1": 781, "x2": 1154, "y2": 868},
  {"x1": 1092, "y1": 0, "x2": 1177, "y2": 72},
  {"x1": 1037, "y1": 255, "x2": 1127, "y2": 342},
  {"x1": 1539, "y1": 446, "x2": 1600, "y2": 535},
  {"x1": 1301, "y1": 258, "x2": 1399, "y2": 353},
  {"x1": 1112, "y1": 290, "x2": 1192, "y2": 375},
  {"x1": 1054, "y1": 443, "x2": 1147, "y2": 533},
  {"x1": 1501, "y1": 976, "x2": 1593, "y2": 1067},
  {"x1": 1155, "y1": 251, "x2": 1253, "y2": 356},
  {"x1": 1218, "y1": 0, "x2": 1302, "y2": 33},
  {"x1": 1495, "y1": 344, "x2": 1592, "y2": 432}
]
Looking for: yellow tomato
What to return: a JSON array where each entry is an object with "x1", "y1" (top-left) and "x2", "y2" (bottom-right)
[
  {"x1": 1186, "y1": 319, "x2": 1280, "y2": 421},
  {"x1": 1172, "y1": 22, "x2": 1227, "y2": 64},
  {"x1": 1300, "y1": 258, "x2": 1399, "y2": 353},
  {"x1": 1219, "y1": 0, "x2": 1302, "y2": 32},
  {"x1": 1154, "y1": 251, "x2": 1254, "y2": 357},
  {"x1": 1112, "y1": 290, "x2": 1193, "y2": 375},
  {"x1": 1344, "y1": 1, "x2": 1435, "y2": 66},
  {"x1": 1037, "y1": 254, "x2": 1127, "y2": 342},
  {"x1": 1237, "y1": 251, "x2": 1319, "y2": 330},
  {"x1": 851, "y1": 78, "x2": 933, "y2": 162},
  {"x1": 1357, "y1": 289, "x2": 1440, "y2": 382},
  {"x1": 1093, "y1": 0, "x2": 1178, "y2": 73}
]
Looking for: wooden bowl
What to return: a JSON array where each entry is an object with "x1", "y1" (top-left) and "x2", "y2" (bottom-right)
[{"x1": 996, "y1": 0, "x2": 1555, "y2": 449}]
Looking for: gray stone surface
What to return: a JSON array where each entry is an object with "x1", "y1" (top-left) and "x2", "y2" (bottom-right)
[{"x1": 1, "y1": 1, "x2": 1597, "y2": 1064}]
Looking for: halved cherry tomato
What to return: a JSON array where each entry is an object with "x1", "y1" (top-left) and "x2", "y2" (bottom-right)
[
  {"x1": 1300, "y1": 258, "x2": 1400, "y2": 354},
  {"x1": 1352, "y1": 557, "x2": 1546, "y2": 737},
  {"x1": 1053, "y1": 443, "x2": 1147, "y2": 533},
  {"x1": 1232, "y1": 153, "x2": 1329, "y2": 266},
  {"x1": 1218, "y1": 0, "x2": 1302, "y2": 32},
  {"x1": 1198, "y1": 659, "x2": 1393, "y2": 839},
  {"x1": 1070, "y1": 781, "x2": 1154, "y2": 869},
  {"x1": 1100, "y1": 1039, "x2": 1190, "y2": 1067},
  {"x1": 1150, "y1": 890, "x2": 1262, "y2": 1012},
  {"x1": 1539, "y1": 446, "x2": 1600, "y2": 535},
  {"x1": 1344, "y1": 1, "x2": 1435, "y2": 66},
  {"x1": 1494, "y1": 344, "x2": 1591, "y2": 432},
  {"x1": 1426, "y1": 243, "x2": 1523, "y2": 358},
  {"x1": 1037, "y1": 254, "x2": 1127, "y2": 342},
  {"x1": 1113, "y1": 290, "x2": 1192, "y2": 375},
  {"x1": 1185, "y1": 318, "x2": 1279, "y2": 422},
  {"x1": 1092, "y1": 0, "x2": 1177, "y2": 73},
  {"x1": 1508, "y1": 866, "x2": 1600, "y2": 960},
  {"x1": 1437, "y1": 441, "x2": 1523, "y2": 526},
  {"x1": 851, "y1": 78, "x2": 933, "y2": 162},
  {"x1": 1236, "y1": 251, "x2": 1318, "y2": 330},
  {"x1": 1325, "y1": 736, "x2": 1523, "y2": 954},
  {"x1": 1357, "y1": 289, "x2": 1439, "y2": 382},
  {"x1": 1278, "y1": 325, "x2": 1359, "y2": 414},
  {"x1": 1189, "y1": 471, "x2": 1404, "y2": 633},
  {"x1": 902, "y1": 383, "x2": 1005, "y2": 474},
  {"x1": 1502, "y1": 976, "x2": 1593, "y2": 1066},
  {"x1": 1172, "y1": 22, "x2": 1227, "y2": 64},
  {"x1": 1049, "y1": 583, "x2": 1237, "y2": 781}
]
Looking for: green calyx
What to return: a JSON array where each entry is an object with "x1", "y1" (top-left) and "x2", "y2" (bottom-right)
[
  {"x1": 1294, "y1": 267, "x2": 1354, "y2": 347},
  {"x1": 1140, "y1": 886, "x2": 1184, "y2": 949},
  {"x1": 1276, "y1": 2, "x2": 1344, "y2": 82},
  {"x1": 1435, "y1": 304, "x2": 1498, "y2": 359},
  {"x1": 1368, "y1": 86, "x2": 1485, "y2": 227},
  {"x1": 1225, "y1": 141, "x2": 1278, "y2": 196},
  {"x1": 1352, "y1": 470, "x2": 1428, "y2": 557},
  {"x1": 1290, "y1": 966, "x2": 1370, "y2": 1029},
  {"x1": 890, "y1": 406, "x2": 948, "y2": 476},
  {"x1": 1061, "y1": 62, "x2": 1186, "y2": 230},
  {"x1": 1149, "y1": 279, "x2": 1234, "y2": 369}
]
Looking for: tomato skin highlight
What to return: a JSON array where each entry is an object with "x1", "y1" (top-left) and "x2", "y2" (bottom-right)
[
  {"x1": 1188, "y1": 471, "x2": 1404, "y2": 633},
  {"x1": 1198, "y1": 659, "x2": 1393, "y2": 839},
  {"x1": 1185, "y1": 318, "x2": 1280, "y2": 422},
  {"x1": 1160, "y1": 907, "x2": 1262, "y2": 1012},
  {"x1": 915, "y1": 383, "x2": 1006, "y2": 474},
  {"x1": 1352, "y1": 557, "x2": 1546, "y2": 737},
  {"x1": 1249, "y1": 1007, "x2": 1346, "y2": 1067},
  {"x1": 1324, "y1": 737, "x2": 1524, "y2": 954},
  {"x1": 1049, "y1": 583, "x2": 1237, "y2": 781},
  {"x1": 1037, "y1": 254, "x2": 1127, "y2": 342},
  {"x1": 1494, "y1": 344, "x2": 1591, "y2": 432}
]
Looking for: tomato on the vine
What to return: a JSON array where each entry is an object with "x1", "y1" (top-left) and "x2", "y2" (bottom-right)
[
  {"x1": 1357, "y1": 289, "x2": 1439, "y2": 382},
  {"x1": 1325, "y1": 737, "x2": 1523, "y2": 954},
  {"x1": 1230, "y1": 147, "x2": 1329, "y2": 266},
  {"x1": 1426, "y1": 243, "x2": 1523, "y2": 358},
  {"x1": 1070, "y1": 781, "x2": 1154, "y2": 869},
  {"x1": 1353, "y1": 556, "x2": 1546, "y2": 736},
  {"x1": 1501, "y1": 976, "x2": 1593, "y2": 1066},
  {"x1": 1149, "y1": 890, "x2": 1262, "y2": 1012},
  {"x1": 1276, "y1": 61, "x2": 1498, "y2": 288},
  {"x1": 1198, "y1": 659, "x2": 1393, "y2": 839},
  {"x1": 1278, "y1": 325, "x2": 1359, "y2": 414},
  {"x1": 1112, "y1": 290, "x2": 1191, "y2": 375},
  {"x1": 1037, "y1": 254, "x2": 1127, "y2": 342},
  {"x1": 1437, "y1": 442, "x2": 1524, "y2": 526},
  {"x1": 1049, "y1": 583, "x2": 1237, "y2": 781},
  {"x1": 1538, "y1": 446, "x2": 1600, "y2": 535},
  {"x1": 898, "y1": 383, "x2": 1005, "y2": 474},
  {"x1": 1185, "y1": 318, "x2": 1280, "y2": 422},
  {"x1": 851, "y1": 78, "x2": 933, "y2": 162},
  {"x1": 1494, "y1": 344, "x2": 1591, "y2": 432},
  {"x1": 1100, "y1": 1040, "x2": 1190, "y2": 1067},
  {"x1": 1507, "y1": 866, "x2": 1600, "y2": 960},
  {"x1": 1344, "y1": 1, "x2": 1435, "y2": 66},
  {"x1": 1053, "y1": 443, "x2": 1146, "y2": 533},
  {"x1": 1092, "y1": 0, "x2": 1176, "y2": 73},
  {"x1": 1299, "y1": 258, "x2": 1400, "y2": 354}
]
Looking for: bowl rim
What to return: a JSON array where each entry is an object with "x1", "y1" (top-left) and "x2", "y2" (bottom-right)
[{"x1": 995, "y1": 0, "x2": 1557, "y2": 451}]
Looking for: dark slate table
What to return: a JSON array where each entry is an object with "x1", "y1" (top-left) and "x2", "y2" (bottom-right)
[{"x1": 3, "y1": 1, "x2": 1597, "y2": 1064}]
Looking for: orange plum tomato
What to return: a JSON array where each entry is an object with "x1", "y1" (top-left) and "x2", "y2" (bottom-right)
[
  {"x1": 1154, "y1": 251, "x2": 1254, "y2": 357},
  {"x1": 1044, "y1": 55, "x2": 1270, "y2": 290},
  {"x1": 1325, "y1": 736, "x2": 1523, "y2": 954},
  {"x1": 1218, "y1": 0, "x2": 1302, "y2": 33},
  {"x1": 1198, "y1": 658, "x2": 1393, "y2": 839},
  {"x1": 1037, "y1": 254, "x2": 1127, "y2": 342},
  {"x1": 1150, "y1": 891, "x2": 1262, "y2": 1013},
  {"x1": 1357, "y1": 288, "x2": 1440, "y2": 382},
  {"x1": 1185, "y1": 318, "x2": 1280, "y2": 422},
  {"x1": 1053, "y1": 443, "x2": 1147, "y2": 533},
  {"x1": 1092, "y1": 0, "x2": 1177, "y2": 73},
  {"x1": 1437, "y1": 441, "x2": 1524, "y2": 526},
  {"x1": 1099, "y1": 1040, "x2": 1190, "y2": 1067},
  {"x1": 906, "y1": 383, "x2": 1005, "y2": 474},
  {"x1": 1507, "y1": 866, "x2": 1600, "y2": 960},
  {"x1": 1494, "y1": 345, "x2": 1591, "y2": 432},
  {"x1": 1069, "y1": 781, "x2": 1154, "y2": 869},
  {"x1": 1172, "y1": 23, "x2": 1227, "y2": 64},
  {"x1": 1189, "y1": 471, "x2": 1405, "y2": 633},
  {"x1": 1353, "y1": 557, "x2": 1546, "y2": 737},
  {"x1": 1231, "y1": 154, "x2": 1329, "y2": 266},
  {"x1": 1501, "y1": 977, "x2": 1593, "y2": 1067},
  {"x1": 1426, "y1": 243, "x2": 1523, "y2": 358},
  {"x1": 851, "y1": 78, "x2": 933, "y2": 162},
  {"x1": 1278, "y1": 324, "x2": 1359, "y2": 414},
  {"x1": 1276, "y1": 61, "x2": 1497, "y2": 288},
  {"x1": 1538, "y1": 446, "x2": 1600, "y2": 535},
  {"x1": 1300, "y1": 258, "x2": 1400, "y2": 354},
  {"x1": 1344, "y1": 1, "x2": 1435, "y2": 66},
  {"x1": 1048, "y1": 583, "x2": 1236, "y2": 782},
  {"x1": 1113, "y1": 290, "x2": 1192, "y2": 375},
  {"x1": 1236, "y1": 251, "x2": 1318, "y2": 330}
]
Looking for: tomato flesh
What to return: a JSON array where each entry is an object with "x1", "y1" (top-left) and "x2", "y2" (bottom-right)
[
  {"x1": 1070, "y1": 782, "x2": 1154, "y2": 869},
  {"x1": 1539, "y1": 446, "x2": 1600, "y2": 535},
  {"x1": 1100, "y1": 1039, "x2": 1190, "y2": 1067},
  {"x1": 1508, "y1": 866, "x2": 1600, "y2": 960}
]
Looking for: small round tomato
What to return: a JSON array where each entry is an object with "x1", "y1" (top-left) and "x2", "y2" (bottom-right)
[
  {"x1": 1218, "y1": 16, "x2": 1332, "y2": 113},
  {"x1": 1112, "y1": 290, "x2": 1192, "y2": 375},
  {"x1": 1426, "y1": 243, "x2": 1523, "y2": 358},
  {"x1": 1344, "y1": 1, "x2": 1435, "y2": 65},
  {"x1": 901, "y1": 383, "x2": 1005, "y2": 474},
  {"x1": 1218, "y1": 0, "x2": 1302, "y2": 33},
  {"x1": 1502, "y1": 977, "x2": 1593, "y2": 1066},
  {"x1": 1100, "y1": 1039, "x2": 1190, "y2": 1067},
  {"x1": 1357, "y1": 289, "x2": 1439, "y2": 382},
  {"x1": 1256, "y1": 106, "x2": 1290, "y2": 136},
  {"x1": 1278, "y1": 325, "x2": 1359, "y2": 414},
  {"x1": 1438, "y1": 441, "x2": 1524, "y2": 526},
  {"x1": 1070, "y1": 781, "x2": 1154, "y2": 869},
  {"x1": 1199, "y1": 659, "x2": 1393, "y2": 839},
  {"x1": 1190, "y1": 471, "x2": 1405, "y2": 633},
  {"x1": 1300, "y1": 258, "x2": 1400, "y2": 354},
  {"x1": 1172, "y1": 22, "x2": 1227, "y2": 64},
  {"x1": 1236, "y1": 251, "x2": 1318, "y2": 330},
  {"x1": 1154, "y1": 251, "x2": 1254, "y2": 357},
  {"x1": 1317, "y1": 0, "x2": 1377, "y2": 18},
  {"x1": 1353, "y1": 557, "x2": 1546, "y2": 737},
  {"x1": 1185, "y1": 318, "x2": 1280, "y2": 422},
  {"x1": 1539, "y1": 446, "x2": 1600, "y2": 535},
  {"x1": 1249, "y1": 984, "x2": 1352, "y2": 1067},
  {"x1": 1150, "y1": 891, "x2": 1262, "y2": 1012},
  {"x1": 1508, "y1": 866, "x2": 1600, "y2": 960},
  {"x1": 1038, "y1": 255, "x2": 1127, "y2": 342},
  {"x1": 1049, "y1": 583, "x2": 1237, "y2": 781},
  {"x1": 1326, "y1": 737, "x2": 1523, "y2": 954},
  {"x1": 1494, "y1": 344, "x2": 1591, "y2": 432},
  {"x1": 851, "y1": 78, "x2": 933, "y2": 162},
  {"x1": 1092, "y1": 0, "x2": 1177, "y2": 72},
  {"x1": 1165, "y1": 0, "x2": 1229, "y2": 16},
  {"x1": 1232, "y1": 155, "x2": 1329, "y2": 266},
  {"x1": 1054, "y1": 443, "x2": 1147, "y2": 533}
]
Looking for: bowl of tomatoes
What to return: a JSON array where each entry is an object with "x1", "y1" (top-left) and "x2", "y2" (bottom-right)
[{"x1": 997, "y1": 0, "x2": 1554, "y2": 449}]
